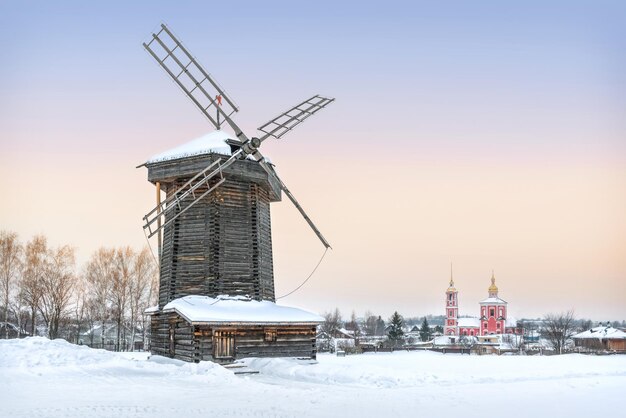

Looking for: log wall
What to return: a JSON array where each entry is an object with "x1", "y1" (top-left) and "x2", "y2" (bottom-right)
[
  {"x1": 150, "y1": 312, "x2": 318, "y2": 363},
  {"x1": 148, "y1": 154, "x2": 277, "y2": 306}
]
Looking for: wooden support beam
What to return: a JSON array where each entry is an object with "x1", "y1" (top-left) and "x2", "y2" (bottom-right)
[{"x1": 156, "y1": 181, "x2": 162, "y2": 266}]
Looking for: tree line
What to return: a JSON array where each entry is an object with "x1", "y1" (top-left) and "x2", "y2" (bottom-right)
[
  {"x1": 320, "y1": 307, "x2": 623, "y2": 354},
  {"x1": 0, "y1": 230, "x2": 158, "y2": 350},
  {"x1": 320, "y1": 308, "x2": 442, "y2": 350}
]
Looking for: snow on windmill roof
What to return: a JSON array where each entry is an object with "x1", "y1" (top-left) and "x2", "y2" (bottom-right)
[
  {"x1": 146, "y1": 130, "x2": 235, "y2": 164},
  {"x1": 479, "y1": 296, "x2": 508, "y2": 305},
  {"x1": 457, "y1": 317, "x2": 480, "y2": 328},
  {"x1": 160, "y1": 295, "x2": 324, "y2": 325},
  {"x1": 573, "y1": 326, "x2": 626, "y2": 340}
]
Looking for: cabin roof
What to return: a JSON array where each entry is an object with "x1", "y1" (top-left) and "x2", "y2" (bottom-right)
[
  {"x1": 158, "y1": 295, "x2": 324, "y2": 325},
  {"x1": 573, "y1": 326, "x2": 626, "y2": 340}
]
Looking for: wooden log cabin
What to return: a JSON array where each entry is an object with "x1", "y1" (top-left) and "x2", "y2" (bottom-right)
[
  {"x1": 572, "y1": 325, "x2": 626, "y2": 353},
  {"x1": 148, "y1": 295, "x2": 321, "y2": 363},
  {"x1": 143, "y1": 131, "x2": 323, "y2": 363}
]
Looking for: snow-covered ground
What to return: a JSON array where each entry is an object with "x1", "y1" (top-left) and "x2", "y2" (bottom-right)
[{"x1": 1, "y1": 338, "x2": 624, "y2": 418}]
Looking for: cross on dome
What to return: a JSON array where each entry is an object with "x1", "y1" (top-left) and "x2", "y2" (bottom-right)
[
  {"x1": 447, "y1": 263, "x2": 456, "y2": 292},
  {"x1": 488, "y1": 270, "x2": 499, "y2": 297}
]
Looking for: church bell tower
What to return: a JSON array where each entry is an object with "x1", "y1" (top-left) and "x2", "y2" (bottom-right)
[{"x1": 444, "y1": 265, "x2": 459, "y2": 336}]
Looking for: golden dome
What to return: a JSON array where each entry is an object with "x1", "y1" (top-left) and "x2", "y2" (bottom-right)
[{"x1": 488, "y1": 271, "x2": 498, "y2": 293}]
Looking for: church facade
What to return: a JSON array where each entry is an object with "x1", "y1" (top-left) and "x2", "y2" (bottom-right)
[{"x1": 444, "y1": 271, "x2": 520, "y2": 337}]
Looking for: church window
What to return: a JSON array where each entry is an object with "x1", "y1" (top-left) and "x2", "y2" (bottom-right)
[{"x1": 490, "y1": 308, "x2": 495, "y2": 317}]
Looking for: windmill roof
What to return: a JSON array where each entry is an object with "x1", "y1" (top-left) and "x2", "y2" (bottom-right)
[
  {"x1": 158, "y1": 295, "x2": 324, "y2": 325},
  {"x1": 146, "y1": 130, "x2": 235, "y2": 164}
]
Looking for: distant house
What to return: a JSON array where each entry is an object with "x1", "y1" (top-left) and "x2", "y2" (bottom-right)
[
  {"x1": 572, "y1": 325, "x2": 626, "y2": 353},
  {"x1": 0, "y1": 322, "x2": 29, "y2": 339},
  {"x1": 316, "y1": 328, "x2": 356, "y2": 340},
  {"x1": 317, "y1": 328, "x2": 357, "y2": 352},
  {"x1": 80, "y1": 323, "x2": 145, "y2": 351}
]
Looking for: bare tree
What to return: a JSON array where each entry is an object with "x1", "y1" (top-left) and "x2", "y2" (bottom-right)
[
  {"x1": 344, "y1": 310, "x2": 361, "y2": 345},
  {"x1": 110, "y1": 247, "x2": 133, "y2": 351},
  {"x1": 9, "y1": 291, "x2": 29, "y2": 337},
  {"x1": 21, "y1": 235, "x2": 48, "y2": 336},
  {"x1": 579, "y1": 319, "x2": 593, "y2": 332},
  {"x1": 84, "y1": 248, "x2": 116, "y2": 347},
  {"x1": 128, "y1": 247, "x2": 156, "y2": 351},
  {"x1": 363, "y1": 311, "x2": 385, "y2": 336},
  {"x1": 0, "y1": 231, "x2": 22, "y2": 339},
  {"x1": 83, "y1": 297, "x2": 100, "y2": 346},
  {"x1": 72, "y1": 274, "x2": 88, "y2": 344},
  {"x1": 363, "y1": 311, "x2": 377, "y2": 336},
  {"x1": 39, "y1": 245, "x2": 76, "y2": 339},
  {"x1": 321, "y1": 308, "x2": 342, "y2": 336},
  {"x1": 542, "y1": 310, "x2": 576, "y2": 354}
]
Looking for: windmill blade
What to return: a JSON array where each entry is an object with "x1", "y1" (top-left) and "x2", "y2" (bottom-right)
[
  {"x1": 254, "y1": 153, "x2": 331, "y2": 249},
  {"x1": 143, "y1": 149, "x2": 244, "y2": 238},
  {"x1": 257, "y1": 95, "x2": 335, "y2": 141},
  {"x1": 143, "y1": 24, "x2": 248, "y2": 141}
]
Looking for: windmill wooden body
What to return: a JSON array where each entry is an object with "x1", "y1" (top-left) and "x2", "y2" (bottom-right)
[{"x1": 141, "y1": 24, "x2": 333, "y2": 363}]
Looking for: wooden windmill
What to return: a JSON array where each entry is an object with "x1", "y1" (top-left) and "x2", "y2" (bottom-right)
[{"x1": 141, "y1": 24, "x2": 332, "y2": 362}]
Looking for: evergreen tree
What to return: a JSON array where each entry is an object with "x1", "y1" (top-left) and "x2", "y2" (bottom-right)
[
  {"x1": 419, "y1": 317, "x2": 432, "y2": 342},
  {"x1": 387, "y1": 311, "x2": 404, "y2": 346}
]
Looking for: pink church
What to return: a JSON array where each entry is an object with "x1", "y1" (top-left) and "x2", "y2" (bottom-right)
[{"x1": 444, "y1": 271, "x2": 520, "y2": 337}]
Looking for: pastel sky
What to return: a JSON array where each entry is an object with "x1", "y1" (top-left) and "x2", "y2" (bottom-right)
[{"x1": 1, "y1": 1, "x2": 624, "y2": 320}]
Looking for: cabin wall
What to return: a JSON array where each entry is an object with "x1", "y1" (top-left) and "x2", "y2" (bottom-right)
[
  {"x1": 574, "y1": 338, "x2": 626, "y2": 352},
  {"x1": 150, "y1": 312, "x2": 317, "y2": 363},
  {"x1": 574, "y1": 338, "x2": 605, "y2": 350},
  {"x1": 199, "y1": 324, "x2": 318, "y2": 362},
  {"x1": 608, "y1": 339, "x2": 626, "y2": 351},
  {"x1": 149, "y1": 312, "x2": 169, "y2": 358}
]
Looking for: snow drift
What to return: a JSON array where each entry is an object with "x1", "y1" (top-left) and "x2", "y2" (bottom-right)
[{"x1": 1, "y1": 337, "x2": 625, "y2": 418}]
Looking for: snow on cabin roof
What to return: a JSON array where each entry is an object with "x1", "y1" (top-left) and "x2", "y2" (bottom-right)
[
  {"x1": 144, "y1": 305, "x2": 159, "y2": 314},
  {"x1": 479, "y1": 296, "x2": 508, "y2": 305},
  {"x1": 573, "y1": 326, "x2": 626, "y2": 340},
  {"x1": 146, "y1": 130, "x2": 235, "y2": 164},
  {"x1": 457, "y1": 317, "x2": 480, "y2": 328},
  {"x1": 160, "y1": 295, "x2": 324, "y2": 325}
]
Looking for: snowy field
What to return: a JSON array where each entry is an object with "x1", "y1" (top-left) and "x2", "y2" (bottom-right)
[{"x1": 1, "y1": 338, "x2": 624, "y2": 418}]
